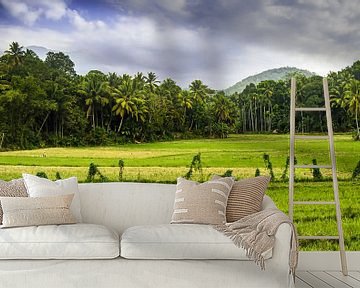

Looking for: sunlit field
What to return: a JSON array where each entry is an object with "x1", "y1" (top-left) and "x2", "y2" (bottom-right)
[{"x1": 0, "y1": 134, "x2": 359, "y2": 250}]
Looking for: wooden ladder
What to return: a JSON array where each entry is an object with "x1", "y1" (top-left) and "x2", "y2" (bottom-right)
[{"x1": 289, "y1": 77, "x2": 348, "y2": 275}]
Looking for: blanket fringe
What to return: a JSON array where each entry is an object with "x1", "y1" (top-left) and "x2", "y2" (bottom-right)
[
  {"x1": 214, "y1": 209, "x2": 298, "y2": 275},
  {"x1": 214, "y1": 225, "x2": 266, "y2": 270}
]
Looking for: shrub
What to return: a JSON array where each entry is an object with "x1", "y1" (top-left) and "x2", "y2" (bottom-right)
[
  {"x1": 184, "y1": 152, "x2": 203, "y2": 180},
  {"x1": 281, "y1": 156, "x2": 297, "y2": 181},
  {"x1": 263, "y1": 153, "x2": 275, "y2": 181},
  {"x1": 352, "y1": 160, "x2": 360, "y2": 180},
  {"x1": 36, "y1": 171, "x2": 48, "y2": 179},
  {"x1": 86, "y1": 162, "x2": 108, "y2": 182},
  {"x1": 255, "y1": 168, "x2": 260, "y2": 177},
  {"x1": 311, "y1": 159, "x2": 323, "y2": 181},
  {"x1": 212, "y1": 123, "x2": 230, "y2": 139},
  {"x1": 118, "y1": 159, "x2": 125, "y2": 181},
  {"x1": 221, "y1": 170, "x2": 233, "y2": 177}
]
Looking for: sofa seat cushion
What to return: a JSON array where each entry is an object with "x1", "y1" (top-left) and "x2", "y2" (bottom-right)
[
  {"x1": 121, "y1": 224, "x2": 272, "y2": 260},
  {"x1": 0, "y1": 224, "x2": 119, "y2": 259}
]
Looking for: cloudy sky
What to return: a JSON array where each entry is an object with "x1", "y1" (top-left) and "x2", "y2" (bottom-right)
[{"x1": 0, "y1": 0, "x2": 359, "y2": 89}]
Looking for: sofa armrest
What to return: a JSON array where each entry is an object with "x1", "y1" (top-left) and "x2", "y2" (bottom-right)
[
  {"x1": 270, "y1": 222, "x2": 292, "y2": 267},
  {"x1": 261, "y1": 195, "x2": 295, "y2": 287},
  {"x1": 267, "y1": 220, "x2": 295, "y2": 288}
]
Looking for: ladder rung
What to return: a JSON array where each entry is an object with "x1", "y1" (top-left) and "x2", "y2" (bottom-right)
[
  {"x1": 294, "y1": 165, "x2": 332, "y2": 169},
  {"x1": 294, "y1": 201, "x2": 335, "y2": 205},
  {"x1": 295, "y1": 107, "x2": 326, "y2": 111},
  {"x1": 295, "y1": 107, "x2": 326, "y2": 112},
  {"x1": 294, "y1": 135, "x2": 329, "y2": 140},
  {"x1": 298, "y1": 236, "x2": 339, "y2": 240}
]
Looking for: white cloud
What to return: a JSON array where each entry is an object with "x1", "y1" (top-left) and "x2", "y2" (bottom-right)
[
  {"x1": 41, "y1": 0, "x2": 67, "y2": 20},
  {"x1": 66, "y1": 9, "x2": 106, "y2": 31},
  {"x1": 0, "y1": 0, "x2": 67, "y2": 25},
  {"x1": 0, "y1": 0, "x2": 41, "y2": 25},
  {"x1": 0, "y1": 25, "x2": 72, "y2": 52}
]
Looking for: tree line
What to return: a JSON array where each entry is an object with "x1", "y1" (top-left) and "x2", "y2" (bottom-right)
[{"x1": 0, "y1": 41, "x2": 359, "y2": 149}]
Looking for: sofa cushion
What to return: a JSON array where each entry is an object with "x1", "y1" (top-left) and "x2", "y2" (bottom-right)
[
  {"x1": 0, "y1": 194, "x2": 76, "y2": 228},
  {"x1": 0, "y1": 223, "x2": 119, "y2": 259},
  {"x1": 121, "y1": 224, "x2": 272, "y2": 260},
  {"x1": 171, "y1": 177, "x2": 234, "y2": 225},
  {"x1": 0, "y1": 178, "x2": 28, "y2": 224},
  {"x1": 23, "y1": 174, "x2": 82, "y2": 222}
]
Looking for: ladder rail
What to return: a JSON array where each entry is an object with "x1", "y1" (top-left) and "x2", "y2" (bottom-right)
[
  {"x1": 289, "y1": 78, "x2": 296, "y2": 222},
  {"x1": 323, "y1": 77, "x2": 348, "y2": 275},
  {"x1": 289, "y1": 77, "x2": 348, "y2": 276}
]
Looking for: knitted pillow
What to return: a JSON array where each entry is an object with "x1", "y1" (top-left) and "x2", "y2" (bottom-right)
[
  {"x1": 0, "y1": 179, "x2": 28, "y2": 224},
  {"x1": 0, "y1": 194, "x2": 76, "y2": 228},
  {"x1": 212, "y1": 175, "x2": 270, "y2": 222},
  {"x1": 171, "y1": 177, "x2": 234, "y2": 225}
]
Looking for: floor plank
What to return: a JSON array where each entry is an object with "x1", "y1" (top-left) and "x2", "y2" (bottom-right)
[
  {"x1": 310, "y1": 271, "x2": 354, "y2": 288},
  {"x1": 297, "y1": 271, "x2": 333, "y2": 288},
  {"x1": 349, "y1": 272, "x2": 360, "y2": 282},
  {"x1": 327, "y1": 271, "x2": 360, "y2": 288},
  {"x1": 295, "y1": 277, "x2": 313, "y2": 288}
]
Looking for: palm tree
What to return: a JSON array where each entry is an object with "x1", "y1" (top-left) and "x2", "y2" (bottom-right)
[
  {"x1": 189, "y1": 80, "x2": 211, "y2": 104},
  {"x1": 78, "y1": 75, "x2": 109, "y2": 130},
  {"x1": 145, "y1": 72, "x2": 160, "y2": 93},
  {"x1": 344, "y1": 79, "x2": 360, "y2": 139},
  {"x1": 105, "y1": 73, "x2": 121, "y2": 131},
  {"x1": 112, "y1": 77, "x2": 144, "y2": 133},
  {"x1": 212, "y1": 92, "x2": 233, "y2": 123},
  {"x1": 0, "y1": 63, "x2": 11, "y2": 91},
  {"x1": 258, "y1": 80, "x2": 274, "y2": 132},
  {"x1": 4, "y1": 42, "x2": 25, "y2": 67},
  {"x1": 108, "y1": 72, "x2": 121, "y2": 88},
  {"x1": 329, "y1": 71, "x2": 353, "y2": 109},
  {"x1": 178, "y1": 90, "x2": 193, "y2": 128},
  {"x1": 24, "y1": 49, "x2": 38, "y2": 59}
]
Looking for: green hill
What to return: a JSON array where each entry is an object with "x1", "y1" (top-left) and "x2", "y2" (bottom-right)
[{"x1": 224, "y1": 67, "x2": 315, "y2": 95}]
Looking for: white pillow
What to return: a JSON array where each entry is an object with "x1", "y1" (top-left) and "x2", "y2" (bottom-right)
[{"x1": 22, "y1": 174, "x2": 82, "y2": 222}]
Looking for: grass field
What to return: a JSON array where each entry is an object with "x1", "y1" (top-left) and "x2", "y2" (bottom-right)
[{"x1": 0, "y1": 134, "x2": 359, "y2": 251}]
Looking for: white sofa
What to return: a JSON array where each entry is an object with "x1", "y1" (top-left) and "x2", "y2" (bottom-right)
[{"x1": 0, "y1": 182, "x2": 294, "y2": 288}]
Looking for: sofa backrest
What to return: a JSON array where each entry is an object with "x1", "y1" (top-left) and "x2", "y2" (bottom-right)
[
  {"x1": 78, "y1": 182, "x2": 277, "y2": 235},
  {"x1": 78, "y1": 182, "x2": 176, "y2": 235}
]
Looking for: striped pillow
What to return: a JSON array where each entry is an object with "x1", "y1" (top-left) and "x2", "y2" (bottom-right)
[
  {"x1": 171, "y1": 177, "x2": 234, "y2": 225},
  {"x1": 213, "y1": 175, "x2": 270, "y2": 222}
]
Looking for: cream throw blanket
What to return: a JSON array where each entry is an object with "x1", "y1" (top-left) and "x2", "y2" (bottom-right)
[{"x1": 214, "y1": 208, "x2": 298, "y2": 276}]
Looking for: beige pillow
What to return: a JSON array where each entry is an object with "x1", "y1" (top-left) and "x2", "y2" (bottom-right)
[
  {"x1": 212, "y1": 175, "x2": 271, "y2": 222},
  {"x1": 0, "y1": 179, "x2": 28, "y2": 224},
  {"x1": 0, "y1": 194, "x2": 76, "y2": 228},
  {"x1": 171, "y1": 177, "x2": 234, "y2": 225}
]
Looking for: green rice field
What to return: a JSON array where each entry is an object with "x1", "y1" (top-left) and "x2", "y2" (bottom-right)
[{"x1": 0, "y1": 134, "x2": 359, "y2": 251}]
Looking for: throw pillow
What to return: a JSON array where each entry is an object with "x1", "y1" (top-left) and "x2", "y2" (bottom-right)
[
  {"x1": 0, "y1": 179, "x2": 28, "y2": 224},
  {"x1": 0, "y1": 194, "x2": 76, "y2": 228},
  {"x1": 22, "y1": 174, "x2": 82, "y2": 222},
  {"x1": 212, "y1": 175, "x2": 271, "y2": 222},
  {"x1": 171, "y1": 177, "x2": 234, "y2": 225}
]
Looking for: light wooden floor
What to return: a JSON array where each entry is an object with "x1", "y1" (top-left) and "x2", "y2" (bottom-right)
[
  {"x1": 296, "y1": 252, "x2": 360, "y2": 287},
  {"x1": 296, "y1": 271, "x2": 360, "y2": 288}
]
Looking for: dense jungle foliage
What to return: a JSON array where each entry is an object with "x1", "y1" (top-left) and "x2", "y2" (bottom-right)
[{"x1": 0, "y1": 42, "x2": 359, "y2": 149}]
